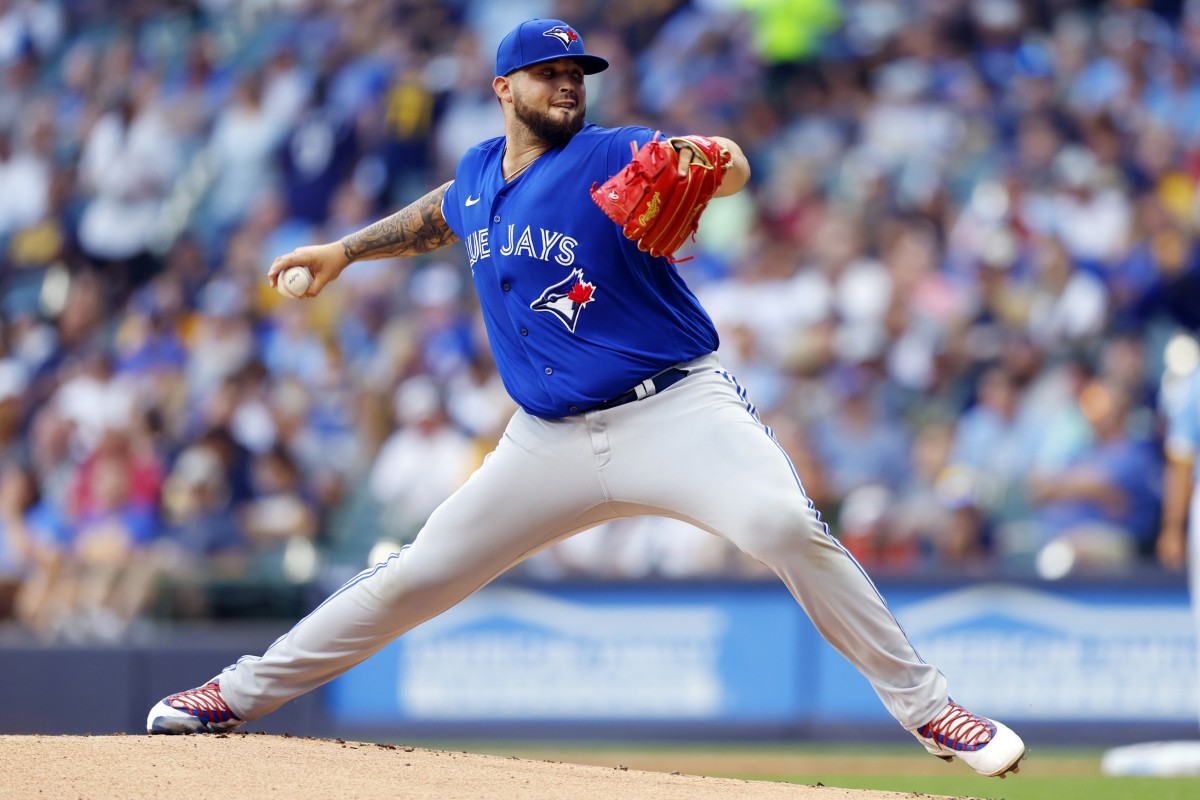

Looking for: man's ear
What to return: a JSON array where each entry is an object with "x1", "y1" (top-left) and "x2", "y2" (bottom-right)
[{"x1": 493, "y1": 75, "x2": 512, "y2": 104}]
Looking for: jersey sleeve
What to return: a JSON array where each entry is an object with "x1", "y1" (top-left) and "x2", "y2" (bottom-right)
[
  {"x1": 1165, "y1": 369, "x2": 1200, "y2": 463},
  {"x1": 440, "y1": 179, "x2": 464, "y2": 239}
]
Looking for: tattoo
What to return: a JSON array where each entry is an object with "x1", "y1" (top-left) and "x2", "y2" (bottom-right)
[{"x1": 341, "y1": 181, "x2": 460, "y2": 261}]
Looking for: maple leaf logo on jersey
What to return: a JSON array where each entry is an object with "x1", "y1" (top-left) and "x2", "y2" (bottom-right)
[
  {"x1": 542, "y1": 25, "x2": 579, "y2": 50},
  {"x1": 530, "y1": 268, "x2": 597, "y2": 332}
]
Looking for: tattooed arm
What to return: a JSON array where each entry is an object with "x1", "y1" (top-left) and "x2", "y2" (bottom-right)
[
  {"x1": 267, "y1": 182, "x2": 460, "y2": 297},
  {"x1": 341, "y1": 181, "x2": 459, "y2": 261}
]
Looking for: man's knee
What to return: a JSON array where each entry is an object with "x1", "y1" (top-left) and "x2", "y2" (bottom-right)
[{"x1": 735, "y1": 496, "x2": 830, "y2": 562}]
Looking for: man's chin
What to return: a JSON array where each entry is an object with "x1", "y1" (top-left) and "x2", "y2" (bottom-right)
[
  {"x1": 549, "y1": 110, "x2": 584, "y2": 136},
  {"x1": 515, "y1": 105, "x2": 586, "y2": 147},
  {"x1": 544, "y1": 120, "x2": 584, "y2": 147}
]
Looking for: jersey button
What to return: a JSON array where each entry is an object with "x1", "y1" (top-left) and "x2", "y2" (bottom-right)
[
  {"x1": 501, "y1": 282, "x2": 511, "y2": 292},
  {"x1": 493, "y1": 215, "x2": 501, "y2": 223},
  {"x1": 544, "y1": 367, "x2": 553, "y2": 375},
  {"x1": 520, "y1": 328, "x2": 528, "y2": 336},
  {"x1": 569, "y1": 405, "x2": 578, "y2": 413}
]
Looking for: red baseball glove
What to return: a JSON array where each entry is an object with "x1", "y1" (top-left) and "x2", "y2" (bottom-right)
[{"x1": 590, "y1": 134, "x2": 731, "y2": 261}]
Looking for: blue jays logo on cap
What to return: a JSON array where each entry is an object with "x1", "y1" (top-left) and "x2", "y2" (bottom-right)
[
  {"x1": 542, "y1": 25, "x2": 579, "y2": 50},
  {"x1": 530, "y1": 268, "x2": 597, "y2": 332},
  {"x1": 495, "y1": 19, "x2": 609, "y2": 77}
]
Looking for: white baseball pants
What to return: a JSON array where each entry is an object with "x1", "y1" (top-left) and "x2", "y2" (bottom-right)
[{"x1": 217, "y1": 353, "x2": 948, "y2": 730}]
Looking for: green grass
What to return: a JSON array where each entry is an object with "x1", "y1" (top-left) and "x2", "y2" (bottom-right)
[
  {"x1": 741, "y1": 744, "x2": 1199, "y2": 799},
  {"x1": 413, "y1": 740, "x2": 1199, "y2": 799},
  {"x1": 767, "y1": 773, "x2": 1198, "y2": 800}
]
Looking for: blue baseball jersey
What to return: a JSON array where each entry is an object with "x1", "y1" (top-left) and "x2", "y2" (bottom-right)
[
  {"x1": 1165, "y1": 367, "x2": 1200, "y2": 484},
  {"x1": 441, "y1": 123, "x2": 719, "y2": 419}
]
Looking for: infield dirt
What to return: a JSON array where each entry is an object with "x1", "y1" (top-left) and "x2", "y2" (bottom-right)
[{"x1": 0, "y1": 733, "x2": 980, "y2": 799}]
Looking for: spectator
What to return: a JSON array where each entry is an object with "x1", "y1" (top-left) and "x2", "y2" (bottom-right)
[
  {"x1": 946, "y1": 364, "x2": 1041, "y2": 525},
  {"x1": 1018, "y1": 378, "x2": 1163, "y2": 575},
  {"x1": 445, "y1": 348, "x2": 517, "y2": 443},
  {"x1": 260, "y1": 300, "x2": 330, "y2": 387},
  {"x1": 891, "y1": 421, "x2": 991, "y2": 568},
  {"x1": 0, "y1": 1, "x2": 64, "y2": 68},
  {"x1": 67, "y1": 424, "x2": 162, "y2": 526},
  {"x1": 0, "y1": 125, "x2": 50, "y2": 239},
  {"x1": 76, "y1": 84, "x2": 182, "y2": 292},
  {"x1": 0, "y1": 359, "x2": 28, "y2": 465},
  {"x1": 367, "y1": 376, "x2": 475, "y2": 547},
  {"x1": 203, "y1": 73, "x2": 288, "y2": 242},
  {"x1": 185, "y1": 281, "x2": 258, "y2": 406},
  {"x1": 808, "y1": 366, "x2": 910, "y2": 497},
  {"x1": 1044, "y1": 145, "x2": 1132, "y2": 272},
  {"x1": 0, "y1": 461, "x2": 64, "y2": 631},
  {"x1": 238, "y1": 444, "x2": 319, "y2": 583},
  {"x1": 380, "y1": 64, "x2": 443, "y2": 207},
  {"x1": 47, "y1": 439, "x2": 159, "y2": 641},
  {"x1": 155, "y1": 442, "x2": 250, "y2": 617},
  {"x1": 278, "y1": 75, "x2": 358, "y2": 227},
  {"x1": 1026, "y1": 234, "x2": 1109, "y2": 349},
  {"x1": 837, "y1": 483, "x2": 920, "y2": 570}
]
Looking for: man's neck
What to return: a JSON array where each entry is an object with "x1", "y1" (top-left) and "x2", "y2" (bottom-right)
[{"x1": 502, "y1": 138, "x2": 551, "y2": 182}]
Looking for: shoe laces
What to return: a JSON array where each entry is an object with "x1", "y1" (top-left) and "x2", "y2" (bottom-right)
[
  {"x1": 167, "y1": 681, "x2": 235, "y2": 720},
  {"x1": 918, "y1": 701, "x2": 995, "y2": 752}
]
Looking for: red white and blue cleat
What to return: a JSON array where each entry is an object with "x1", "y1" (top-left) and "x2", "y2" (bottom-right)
[
  {"x1": 146, "y1": 679, "x2": 243, "y2": 734},
  {"x1": 911, "y1": 700, "x2": 1026, "y2": 777}
]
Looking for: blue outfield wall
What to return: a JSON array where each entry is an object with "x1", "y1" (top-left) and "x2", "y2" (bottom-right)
[
  {"x1": 322, "y1": 576, "x2": 1199, "y2": 742},
  {"x1": 329, "y1": 582, "x2": 812, "y2": 726},
  {"x1": 0, "y1": 623, "x2": 327, "y2": 737},
  {"x1": 1, "y1": 576, "x2": 1195, "y2": 743}
]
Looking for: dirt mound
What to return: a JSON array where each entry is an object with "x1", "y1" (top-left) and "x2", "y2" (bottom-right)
[{"x1": 0, "y1": 734, "x2": 966, "y2": 799}]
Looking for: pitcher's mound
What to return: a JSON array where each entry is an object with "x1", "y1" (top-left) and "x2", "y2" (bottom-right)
[{"x1": 0, "y1": 733, "x2": 967, "y2": 799}]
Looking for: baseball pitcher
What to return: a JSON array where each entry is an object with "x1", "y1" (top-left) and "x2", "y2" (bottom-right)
[{"x1": 147, "y1": 18, "x2": 1025, "y2": 778}]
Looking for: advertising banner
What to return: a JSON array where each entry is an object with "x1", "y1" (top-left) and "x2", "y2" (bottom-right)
[
  {"x1": 326, "y1": 580, "x2": 1196, "y2": 729},
  {"x1": 327, "y1": 582, "x2": 812, "y2": 724}
]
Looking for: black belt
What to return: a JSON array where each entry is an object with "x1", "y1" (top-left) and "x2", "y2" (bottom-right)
[{"x1": 594, "y1": 368, "x2": 690, "y2": 411}]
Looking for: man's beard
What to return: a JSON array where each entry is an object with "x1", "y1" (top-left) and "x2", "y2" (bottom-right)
[{"x1": 513, "y1": 95, "x2": 584, "y2": 147}]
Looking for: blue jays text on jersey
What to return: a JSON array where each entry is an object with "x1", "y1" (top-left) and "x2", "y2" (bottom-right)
[
  {"x1": 441, "y1": 124, "x2": 719, "y2": 418},
  {"x1": 463, "y1": 224, "x2": 579, "y2": 268}
]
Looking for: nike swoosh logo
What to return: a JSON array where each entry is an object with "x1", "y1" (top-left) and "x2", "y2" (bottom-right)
[{"x1": 465, "y1": 195, "x2": 481, "y2": 206}]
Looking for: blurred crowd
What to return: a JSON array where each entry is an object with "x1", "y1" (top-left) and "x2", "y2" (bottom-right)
[{"x1": 1, "y1": 0, "x2": 1199, "y2": 640}]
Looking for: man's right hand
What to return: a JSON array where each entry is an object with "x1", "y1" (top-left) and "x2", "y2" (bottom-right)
[{"x1": 267, "y1": 242, "x2": 351, "y2": 298}]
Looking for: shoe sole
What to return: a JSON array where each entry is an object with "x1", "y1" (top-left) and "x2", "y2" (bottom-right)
[
  {"x1": 935, "y1": 747, "x2": 1027, "y2": 778},
  {"x1": 147, "y1": 714, "x2": 207, "y2": 735},
  {"x1": 992, "y1": 748, "x2": 1026, "y2": 779},
  {"x1": 147, "y1": 705, "x2": 242, "y2": 735}
]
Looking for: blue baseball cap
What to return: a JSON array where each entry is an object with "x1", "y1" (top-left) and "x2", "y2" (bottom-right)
[{"x1": 495, "y1": 19, "x2": 609, "y2": 77}]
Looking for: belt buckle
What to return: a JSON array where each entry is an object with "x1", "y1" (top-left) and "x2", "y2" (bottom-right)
[{"x1": 598, "y1": 367, "x2": 688, "y2": 412}]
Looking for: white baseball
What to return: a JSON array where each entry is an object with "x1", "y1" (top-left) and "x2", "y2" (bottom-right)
[{"x1": 277, "y1": 266, "x2": 313, "y2": 299}]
